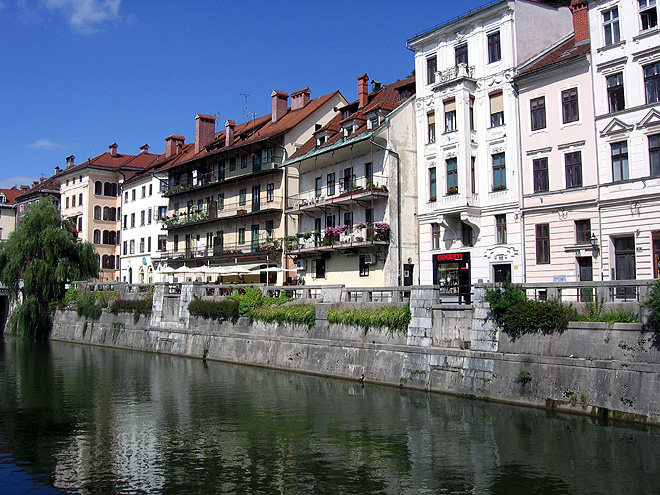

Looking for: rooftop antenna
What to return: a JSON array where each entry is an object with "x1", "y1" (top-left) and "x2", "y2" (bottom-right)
[{"x1": 241, "y1": 93, "x2": 257, "y2": 125}]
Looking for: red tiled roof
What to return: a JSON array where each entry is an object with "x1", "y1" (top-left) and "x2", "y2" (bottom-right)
[
  {"x1": 59, "y1": 148, "x2": 160, "y2": 177},
  {"x1": 0, "y1": 187, "x2": 24, "y2": 205},
  {"x1": 516, "y1": 34, "x2": 590, "y2": 78},
  {"x1": 15, "y1": 175, "x2": 61, "y2": 201}
]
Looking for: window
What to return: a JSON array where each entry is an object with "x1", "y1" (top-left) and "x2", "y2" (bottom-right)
[
  {"x1": 267, "y1": 183, "x2": 274, "y2": 202},
  {"x1": 326, "y1": 215, "x2": 335, "y2": 228},
  {"x1": 359, "y1": 255, "x2": 370, "y2": 277},
  {"x1": 124, "y1": 191, "x2": 128, "y2": 202},
  {"x1": 444, "y1": 99, "x2": 456, "y2": 132},
  {"x1": 344, "y1": 212, "x2": 353, "y2": 233},
  {"x1": 229, "y1": 158, "x2": 236, "y2": 171},
  {"x1": 103, "y1": 183, "x2": 117, "y2": 197},
  {"x1": 139, "y1": 238, "x2": 145, "y2": 253},
  {"x1": 158, "y1": 235, "x2": 167, "y2": 251},
  {"x1": 123, "y1": 240, "x2": 127, "y2": 255},
  {"x1": 314, "y1": 258, "x2": 326, "y2": 279},
  {"x1": 650, "y1": 134, "x2": 660, "y2": 176},
  {"x1": 129, "y1": 239, "x2": 135, "y2": 254},
  {"x1": 496, "y1": 215, "x2": 507, "y2": 244},
  {"x1": 95, "y1": 181, "x2": 102, "y2": 195},
  {"x1": 492, "y1": 153, "x2": 506, "y2": 190},
  {"x1": 123, "y1": 214, "x2": 127, "y2": 229},
  {"x1": 78, "y1": 193, "x2": 82, "y2": 206},
  {"x1": 315, "y1": 177, "x2": 322, "y2": 197},
  {"x1": 565, "y1": 152, "x2": 583, "y2": 188},
  {"x1": 640, "y1": 0, "x2": 658, "y2": 30},
  {"x1": 141, "y1": 186, "x2": 146, "y2": 198},
  {"x1": 562, "y1": 88, "x2": 579, "y2": 123},
  {"x1": 607, "y1": 73, "x2": 625, "y2": 112},
  {"x1": 611, "y1": 141, "x2": 629, "y2": 181},
  {"x1": 130, "y1": 213, "x2": 135, "y2": 228},
  {"x1": 343, "y1": 167, "x2": 354, "y2": 192},
  {"x1": 603, "y1": 7, "x2": 620, "y2": 46},
  {"x1": 455, "y1": 43, "x2": 468, "y2": 66},
  {"x1": 326, "y1": 173, "x2": 335, "y2": 196},
  {"x1": 218, "y1": 193, "x2": 225, "y2": 210},
  {"x1": 78, "y1": 217, "x2": 82, "y2": 233},
  {"x1": 365, "y1": 162, "x2": 373, "y2": 185},
  {"x1": 65, "y1": 197, "x2": 69, "y2": 209},
  {"x1": 240, "y1": 155, "x2": 248, "y2": 169},
  {"x1": 644, "y1": 62, "x2": 660, "y2": 104},
  {"x1": 536, "y1": 224, "x2": 550, "y2": 264},
  {"x1": 530, "y1": 97, "x2": 546, "y2": 131},
  {"x1": 71, "y1": 195, "x2": 75, "y2": 207},
  {"x1": 131, "y1": 189, "x2": 136, "y2": 201},
  {"x1": 239, "y1": 189, "x2": 247, "y2": 206},
  {"x1": 469, "y1": 96, "x2": 475, "y2": 131},
  {"x1": 429, "y1": 167, "x2": 437, "y2": 201},
  {"x1": 462, "y1": 222, "x2": 473, "y2": 247},
  {"x1": 149, "y1": 184, "x2": 152, "y2": 196},
  {"x1": 147, "y1": 237, "x2": 152, "y2": 252},
  {"x1": 265, "y1": 220, "x2": 274, "y2": 239},
  {"x1": 576, "y1": 219, "x2": 591, "y2": 244},
  {"x1": 238, "y1": 228, "x2": 245, "y2": 245},
  {"x1": 173, "y1": 235, "x2": 178, "y2": 252},
  {"x1": 140, "y1": 210, "x2": 145, "y2": 226},
  {"x1": 431, "y1": 223, "x2": 441, "y2": 250},
  {"x1": 147, "y1": 208, "x2": 152, "y2": 225},
  {"x1": 490, "y1": 91, "x2": 504, "y2": 127},
  {"x1": 427, "y1": 55, "x2": 437, "y2": 84},
  {"x1": 488, "y1": 31, "x2": 501, "y2": 63},
  {"x1": 218, "y1": 161, "x2": 226, "y2": 180},
  {"x1": 427, "y1": 111, "x2": 436, "y2": 143},
  {"x1": 533, "y1": 158, "x2": 549, "y2": 192},
  {"x1": 94, "y1": 205, "x2": 101, "y2": 220},
  {"x1": 446, "y1": 158, "x2": 458, "y2": 194},
  {"x1": 93, "y1": 229, "x2": 101, "y2": 244},
  {"x1": 471, "y1": 157, "x2": 476, "y2": 194}
]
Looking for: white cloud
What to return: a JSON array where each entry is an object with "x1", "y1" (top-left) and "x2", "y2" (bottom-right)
[
  {"x1": 18, "y1": 0, "x2": 122, "y2": 33},
  {"x1": 28, "y1": 139, "x2": 66, "y2": 150}
]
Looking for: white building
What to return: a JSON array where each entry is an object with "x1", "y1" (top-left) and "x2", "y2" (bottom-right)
[
  {"x1": 407, "y1": 0, "x2": 573, "y2": 293},
  {"x1": 589, "y1": 0, "x2": 660, "y2": 281}
]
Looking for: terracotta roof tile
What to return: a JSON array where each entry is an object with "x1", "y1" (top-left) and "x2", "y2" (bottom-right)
[{"x1": 516, "y1": 34, "x2": 590, "y2": 77}]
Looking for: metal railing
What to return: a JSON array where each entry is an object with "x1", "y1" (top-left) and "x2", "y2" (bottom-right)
[
  {"x1": 163, "y1": 196, "x2": 283, "y2": 229},
  {"x1": 287, "y1": 175, "x2": 388, "y2": 210},
  {"x1": 157, "y1": 237, "x2": 281, "y2": 262}
]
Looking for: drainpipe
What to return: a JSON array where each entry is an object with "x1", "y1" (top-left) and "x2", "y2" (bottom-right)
[
  {"x1": 370, "y1": 125, "x2": 403, "y2": 286},
  {"x1": 512, "y1": 81, "x2": 526, "y2": 283},
  {"x1": 272, "y1": 141, "x2": 290, "y2": 273}
]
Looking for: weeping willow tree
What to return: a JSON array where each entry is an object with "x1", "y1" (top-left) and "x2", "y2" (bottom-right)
[{"x1": 0, "y1": 198, "x2": 98, "y2": 339}]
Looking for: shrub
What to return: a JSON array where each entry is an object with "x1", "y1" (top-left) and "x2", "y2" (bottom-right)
[
  {"x1": 76, "y1": 291, "x2": 103, "y2": 320},
  {"x1": 228, "y1": 286, "x2": 291, "y2": 315},
  {"x1": 485, "y1": 283, "x2": 576, "y2": 341},
  {"x1": 188, "y1": 298, "x2": 240, "y2": 321},
  {"x1": 250, "y1": 304, "x2": 316, "y2": 327},
  {"x1": 643, "y1": 280, "x2": 660, "y2": 348},
  {"x1": 326, "y1": 304, "x2": 411, "y2": 335},
  {"x1": 109, "y1": 296, "x2": 153, "y2": 323}
]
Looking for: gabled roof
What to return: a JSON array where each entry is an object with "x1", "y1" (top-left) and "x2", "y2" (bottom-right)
[
  {"x1": 287, "y1": 76, "x2": 415, "y2": 164},
  {"x1": 0, "y1": 187, "x2": 24, "y2": 205},
  {"x1": 14, "y1": 175, "x2": 61, "y2": 202},
  {"x1": 516, "y1": 34, "x2": 590, "y2": 78},
  {"x1": 169, "y1": 90, "x2": 346, "y2": 171},
  {"x1": 123, "y1": 142, "x2": 197, "y2": 186},
  {"x1": 59, "y1": 149, "x2": 160, "y2": 177}
]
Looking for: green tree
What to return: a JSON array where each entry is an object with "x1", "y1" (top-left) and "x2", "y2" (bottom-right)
[{"x1": 0, "y1": 199, "x2": 98, "y2": 339}]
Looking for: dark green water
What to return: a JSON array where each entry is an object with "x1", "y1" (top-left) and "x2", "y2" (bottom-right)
[{"x1": 1, "y1": 336, "x2": 659, "y2": 495}]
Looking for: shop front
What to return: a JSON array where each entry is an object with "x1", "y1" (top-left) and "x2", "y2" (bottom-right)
[{"x1": 433, "y1": 252, "x2": 471, "y2": 303}]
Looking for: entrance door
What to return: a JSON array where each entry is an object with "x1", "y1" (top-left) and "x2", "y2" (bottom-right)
[
  {"x1": 403, "y1": 264, "x2": 414, "y2": 286},
  {"x1": 493, "y1": 264, "x2": 511, "y2": 283},
  {"x1": 653, "y1": 232, "x2": 660, "y2": 278},
  {"x1": 251, "y1": 225, "x2": 260, "y2": 252},
  {"x1": 578, "y1": 257, "x2": 593, "y2": 281},
  {"x1": 614, "y1": 236, "x2": 635, "y2": 298}
]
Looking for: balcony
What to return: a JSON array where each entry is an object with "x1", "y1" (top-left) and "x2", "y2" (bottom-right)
[
  {"x1": 286, "y1": 175, "x2": 388, "y2": 214},
  {"x1": 285, "y1": 224, "x2": 390, "y2": 255},
  {"x1": 155, "y1": 237, "x2": 281, "y2": 263},
  {"x1": 163, "y1": 158, "x2": 282, "y2": 198},
  {"x1": 163, "y1": 196, "x2": 283, "y2": 230},
  {"x1": 431, "y1": 64, "x2": 476, "y2": 91}
]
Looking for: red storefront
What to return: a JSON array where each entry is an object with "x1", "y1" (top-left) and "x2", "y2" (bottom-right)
[{"x1": 433, "y1": 252, "x2": 471, "y2": 303}]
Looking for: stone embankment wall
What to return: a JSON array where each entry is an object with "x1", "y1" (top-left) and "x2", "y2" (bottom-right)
[{"x1": 50, "y1": 284, "x2": 660, "y2": 425}]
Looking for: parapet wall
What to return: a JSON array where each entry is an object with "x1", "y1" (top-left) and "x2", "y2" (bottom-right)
[{"x1": 50, "y1": 284, "x2": 660, "y2": 425}]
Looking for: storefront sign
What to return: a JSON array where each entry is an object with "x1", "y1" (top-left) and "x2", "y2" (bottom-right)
[{"x1": 436, "y1": 253, "x2": 463, "y2": 261}]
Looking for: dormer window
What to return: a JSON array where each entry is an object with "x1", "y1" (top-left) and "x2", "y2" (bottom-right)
[
  {"x1": 341, "y1": 108, "x2": 351, "y2": 119},
  {"x1": 0, "y1": 195, "x2": 6, "y2": 204},
  {"x1": 369, "y1": 116, "x2": 379, "y2": 129},
  {"x1": 317, "y1": 136, "x2": 326, "y2": 146}
]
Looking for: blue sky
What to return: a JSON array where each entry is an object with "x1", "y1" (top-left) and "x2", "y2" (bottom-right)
[{"x1": 0, "y1": 0, "x2": 485, "y2": 189}]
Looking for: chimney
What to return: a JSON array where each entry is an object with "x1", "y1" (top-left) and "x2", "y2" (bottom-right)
[
  {"x1": 195, "y1": 114, "x2": 216, "y2": 154},
  {"x1": 570, "y1": 0, "x2": 590, "y2": 43},
  {"x1": 109, "y1": 143, "x2": 118, "y2": 157},
  {"x1": 55, "y1": 166, "x2": 61, "y2": 174},
  {"x1": 291, "y1": 88, "x2": 311, "y2": 111},
  {"x1": 139, "y1": 144, "x2": 149, "y2": 154},
  {"x1": 65, "y1": 155, "x2": 75, "y2": 168},
  {"x1": 225, "y1": 120, "x2": 236, "y2": 147},
  {"x1": 271, "y1": 90, "x2": 289, "y2": 123},
  {"x1": 33, "y1": 181, "x2": 39, "y2": 187},
  {"x1": 165, "y1": 135, "x2": 185, "y2": 158},
  {"x1": 20, "y1": 185, "x2": 29, "y2": 191},
  {"x1": 358, "y1": 74, "x2": 369, "y2": 108},
  {"x1": 372, "y1": 80, "x2": 382, "y2": 92}
]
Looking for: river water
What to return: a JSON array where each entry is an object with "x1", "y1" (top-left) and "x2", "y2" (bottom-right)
[{"x1": 0, "y1": 336, "x2": 659, "y2": 494}]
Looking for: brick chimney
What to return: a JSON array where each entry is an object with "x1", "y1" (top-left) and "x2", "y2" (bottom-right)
[
  {"x1": 20, "y1": 185, "x2": 29, "y2": 191},
  {"x1": 225, "y1": 120, "x2": 236, "y2": 147},
  {"x1": 271, "y1": 90, "x2": 289, "y2": 123},
  {"x1": 65, "y1": 155, "x2": 75, "y2": 168},
  {"x1": 165, "y1": 135, "x2": 185, "y2": 158},
  {"x1": 195, "y1": 114, "x2": 216, "y2": 154},
  {"x1": 291, "y1": 88, "x2": 311, "y2": 111},
  {"x1": 109, "y1": 143, "x2": 118, "y2": 157},
  {"x1": 358, "y1": 74, "x2": 369, "y2": 108},
  {"x1": 139, "y1": 144, "x2": 149, "y2": 154},
  {"x1": 55, "y1": 166, "x2": 61, "y2": 174},
  {"x1": 570, "y1": 0, "x2": 590, "y2": 43}
]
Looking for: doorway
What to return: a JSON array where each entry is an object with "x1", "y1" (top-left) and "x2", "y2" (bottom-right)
[
  {"x1": 614, "y1": 236, "x2": 635, "y2": 298},
  {"x1": 493, "y1": 264, "x2": 511, "y2": 284}
]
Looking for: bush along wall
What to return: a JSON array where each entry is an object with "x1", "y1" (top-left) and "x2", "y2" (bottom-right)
[
  {"x1": 188, "y1": 299, "x2": 240, "y2": 321},
  {"x1": 326, "y1": 304, "x2": 411, "y2": 337}
]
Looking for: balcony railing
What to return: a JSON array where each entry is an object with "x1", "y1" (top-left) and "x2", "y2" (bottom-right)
[
  {"x1": 156, "y1": 237, "x2": 281, "y2": 262},
  {"x1": 432, "y1": 64, "x2": 476, "y2": 89},
  {"x1": 286, "y1": 175, "x2": 388, "y2": 211},
  {"x1": 163, "y1": 197, "x2": 283, "y2": 229},
  {"x1": 285, "y1": 227, "x2": 390, "y2": 253},
  {"x1": 164, "y1": 158, "x2": 282, "y2": 197}
]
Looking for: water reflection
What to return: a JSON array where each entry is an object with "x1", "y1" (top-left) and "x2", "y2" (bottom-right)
[{"x1": 1, "y1": 336, "x2": 659, "y2": 494}]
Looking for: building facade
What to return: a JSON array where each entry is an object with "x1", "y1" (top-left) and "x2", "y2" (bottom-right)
[
  {"x1": 589, "y1": 0, "x2": 660, "y2": 281},
  {"x1": 283, "y1": 75, "x2": 418, "y2": 288},
  {"x1": 408, "y1": 0, "x2": 573, "y2": 293},
  {"x1": 0, "y1": 187, "x2": 22, "y2": 241}
]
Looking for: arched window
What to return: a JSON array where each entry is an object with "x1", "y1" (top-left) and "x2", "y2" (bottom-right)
[
  {"x1": 93, "y1": 229, "x2": 101, "y2": 244},
  {"x1": 147, "y1": 266, "x2": 153, "y2": 283},
  {"x1": 109, "y1": 207, "x2": 117, "y2": 221},
  {"x1": 104, "y1": 182, "x2": 117, "y2": 197},
  {"x1": 95, "y1": 181, "x2": 103, "y2": 195},
  {"x1": 94, "y1": 206, "x2": 101, "y2": 220},
  {"x1": 116, "y1": 231, "x2": 121, "y2": 245},
  {"x1": 138, "y1": 266, "x2": 145, "y2": 283},
  {"x1": 103, "y1": 206, "x2": 110, "y2": 220},
  {"x1": 102, "y1": 230, "x2": 109, "y2": 244}
]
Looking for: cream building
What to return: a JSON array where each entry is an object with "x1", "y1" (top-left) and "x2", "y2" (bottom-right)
[{"x1": 407, "y1": 0, "x2": 573, "y2": 293}]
